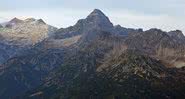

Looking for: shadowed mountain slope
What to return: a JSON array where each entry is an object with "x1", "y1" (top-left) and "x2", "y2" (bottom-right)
[{"x1": 0, "y1": 9, "x2": 185, "y2": 99}]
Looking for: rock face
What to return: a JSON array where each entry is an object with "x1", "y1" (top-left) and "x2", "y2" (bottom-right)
[
  {"x1": 167, "y1": 30, "x2": 185, "y2": 43},
  {"x1": 41, "y1": 9, "x2": 115, "y2": 49},
  {"x1": 53, "y1": 9, "x2": 113, "y2": 39},
  {"x1": 123, "y1": 28, "x2": 185, "y2": 68},
  {"x1": 114, "y1": 25, "x2": 143, "y2": 36},
  {"x1": 85, "y1": 9, "x2": 114, "y2": 31},
  {"x1": 0, "y1": 9, "x2": 185, "y2": 99}
]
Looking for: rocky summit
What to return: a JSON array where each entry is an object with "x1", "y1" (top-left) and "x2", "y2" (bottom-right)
[
  {"x1": 0, "y1": 18, "x2": 57, "y2": 46},
  {"x1": 0, "y1": 9, "x2": 185, "y2": 99},
  {"x1": 0, "y1": 18, "x2": 57, "y2": 64}
]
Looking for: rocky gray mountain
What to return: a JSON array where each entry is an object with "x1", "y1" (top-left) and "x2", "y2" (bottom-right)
[
  {"x1": 0, "y1": 9, "x2": 185, "y2": 99},
  {"x1": 18, "y1": 9, "x2": 185, "y2": 99},
  {"x1": 53, "y1": 9, "x2": 114, "y2": 39},
  {"x1": 39, "y1": 9, "x2": 115, "y2": 49},
  {"x1": 0, "y1": 9, "x2": 125, "y2": 98},
  {"x1": 167, "y1": 30, "x2": 185, "y2": 43},
  {"x1": 123, "y1": 28, "x2": 185, "y2": 68},
  {"x1": 40, "y1": 9, "x2": 143, "y2": 50}
]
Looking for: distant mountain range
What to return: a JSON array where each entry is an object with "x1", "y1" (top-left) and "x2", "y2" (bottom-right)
[{"x1": 0, "y1": 9, "x2": 185, "y2": 99}]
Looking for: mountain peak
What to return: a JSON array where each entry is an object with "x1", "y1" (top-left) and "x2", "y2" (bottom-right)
[
  {"x1": 168, "y1": 30, "x2": 183, "y2": 36},
  {"x1": 85, "y1": 9, "x2": 113, "y2": 31},
  {"x1": 36, "y1": 19, "x2": 46, "y2": 24},
  {"x1": 9, "y1": 17, "x2": 23, "y2": 23},
  {"x1": 5, "y1": 17, "x2": 23, "y2": 28},
  {"x1": 88, "y1": 9, "x2": 106, "y2": 16},
  {"x1": 87, "y1": 9, "x2": 109, "y2": 20},
  {"x1": 52, "y1": 9, "x2": 114, "y2": 39},
  {"x1": 167, "y1": 30, "x2": 185, "y2": 40}
]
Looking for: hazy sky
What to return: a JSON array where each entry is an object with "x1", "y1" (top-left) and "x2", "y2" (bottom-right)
[{"x1": 0, "y1": 0, "x2": 185, "y2": 33}]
